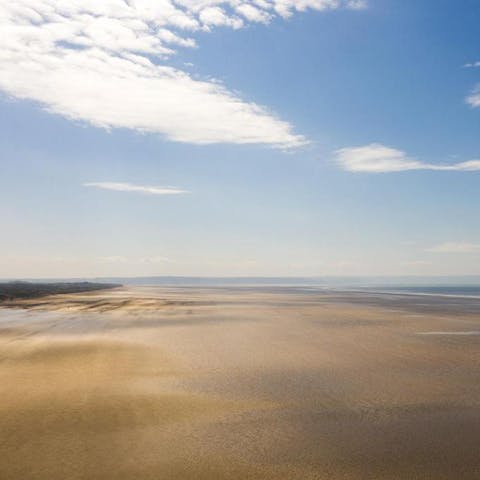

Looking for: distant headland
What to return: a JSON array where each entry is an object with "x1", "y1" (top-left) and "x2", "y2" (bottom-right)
[{"x1": 0, "y1": 281, "x2": 121, "y2": 302}]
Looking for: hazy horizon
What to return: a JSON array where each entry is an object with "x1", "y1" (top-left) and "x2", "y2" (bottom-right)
[{"x1": 4, "y1": 275, "x2": 480, "y2": 290}]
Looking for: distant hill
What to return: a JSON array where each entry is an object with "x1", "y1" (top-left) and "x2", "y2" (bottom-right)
[
  {"x1": 75, "y1": 275, "x2": 480, "y2": 288},
  {"x1": 0, "y1": 281, "x2": 120, "y2": 302}
]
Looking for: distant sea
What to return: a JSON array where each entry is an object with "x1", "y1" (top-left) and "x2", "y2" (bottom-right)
[{"x1": 6, "y1": 276, "x2": 480, "y2": 299}]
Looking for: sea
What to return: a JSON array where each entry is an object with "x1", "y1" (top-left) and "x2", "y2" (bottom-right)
[{"x1": 7, "y1": 275, "x2": 480, "y2": 299}]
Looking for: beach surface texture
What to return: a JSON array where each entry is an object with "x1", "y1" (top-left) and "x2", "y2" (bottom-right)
[{"x1": 1, "y1": 286, "x2": 480, "y2": 479}]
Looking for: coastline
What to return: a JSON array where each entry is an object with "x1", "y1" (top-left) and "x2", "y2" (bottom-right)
[{"x1": 0, "y1": 281, "x2": 121, "y2": 303}]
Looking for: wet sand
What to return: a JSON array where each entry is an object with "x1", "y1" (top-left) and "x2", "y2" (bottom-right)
[{"x1": 1, "y1": 286, "x2": 480, "y2": 479}]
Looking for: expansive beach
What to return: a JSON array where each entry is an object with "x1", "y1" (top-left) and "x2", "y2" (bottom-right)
[{"x1": 1, "y1": 285, "x2": 480, "y2": 479}]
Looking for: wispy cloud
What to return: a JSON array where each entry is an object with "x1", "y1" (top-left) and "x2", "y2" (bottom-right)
[
  {"x1": 84, "y1": 182, "x2": 187, "y2": 195},
  {"x1": 466, "y1": 86, "x2": 480, "y2": 108},
  {"x1": 98, "y1": 256, "x2": 128, "y2": 263},
  {"x1": 99, "y1": 255, "x2": 173, "y2": 263},
  {"x1": 346, "y1": 0, "x2": 368, "y2": 10},
  {"x1": 139, "y1": 256, "x2": 174, "y2": 264},
  {"x1": 0, "y1": 1, "x2": 365, "y2": 148},
  {"x1": 405, "y1": 260, "x2": 431, "y2": 266},
  {"x1": 426, "y1": 242, "x2": 480, "y2": 253},
  {"x1": 464, "y1": 60, "x2": 480, "y2": 107},
  {"x1": 334, "y1": 143, "x2": 480, "y2": 173}
]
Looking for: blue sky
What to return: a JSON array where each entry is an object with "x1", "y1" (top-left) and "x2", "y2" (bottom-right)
[{"x1": 1, "y1": 0, "x2": 480, "y2": 277}]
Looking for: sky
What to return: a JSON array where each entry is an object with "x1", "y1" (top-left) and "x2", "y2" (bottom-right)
[{"x1": 1, "y1": 0, "x2": 480, "y2": 278}]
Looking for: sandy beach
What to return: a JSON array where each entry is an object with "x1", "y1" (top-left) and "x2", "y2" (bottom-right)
[{"x1": 1, "y1": 286, "x2": 480, "y2": 479}]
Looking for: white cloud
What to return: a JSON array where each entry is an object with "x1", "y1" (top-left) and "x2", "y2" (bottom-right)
[
  {"x1": 199, "y1": 7, "x2": 243, "y2": 29},
  {"x1": 334, "y1": 144, "x2": 421, "y2": 172},
  {"x1": 466, "y1": 86, "x2": 480, "y2": 108},
  {"x1": 0, "y1": 0, "x2": 364, "y2": 148},
  {"x1": 464, "y1": 61, "x2": 480, "y2": 108},
  {"x1": 334, "y1": 143, "x2": 480, "y2": 173},
  {"x1": 426, "y1": 242, "x2": 480, "y2": 254},
  {"x1": 83, "y1": 182, "x2": 187, "y2": 195},
  {"x1": 236, "y1": 4, "x2": 271, "y2": 23}
]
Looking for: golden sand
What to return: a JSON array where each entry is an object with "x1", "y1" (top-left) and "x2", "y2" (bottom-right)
[{"x1": 1, "y1": 286, "x2": 480, "y2": 479}]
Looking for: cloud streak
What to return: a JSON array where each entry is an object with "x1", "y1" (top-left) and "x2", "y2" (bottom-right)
[
  {"x1": 99, "y1": 255, "x2": 173, "y2": 263},
  {"x1": 84, "y1": 182, "x2": 187, "y2": 195},
  {"x1": 0, "y1": 0, "x2": 364, "y2": 148},
  {"x1": 334, "y1": 143, "x2": 480, "y2": 173},
  {"x1": 464, "y1": 61, "x2": 480, "y2": 68},
  {"x1": 426, "y1": 242, "x2": 480, "y2": 254},
  {"x1": 464, "y1": 60, "x2": 480, "y2": 108}
]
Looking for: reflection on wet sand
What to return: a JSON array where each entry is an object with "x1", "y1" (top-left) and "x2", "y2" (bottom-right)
[{"x1": 1, "y1": 286, "x2": 480, "y2": 479}]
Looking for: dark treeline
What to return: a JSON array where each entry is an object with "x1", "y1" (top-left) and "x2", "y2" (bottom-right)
[{"x1": 0, "y1": 282, "x2": 120, "y2": 302}]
